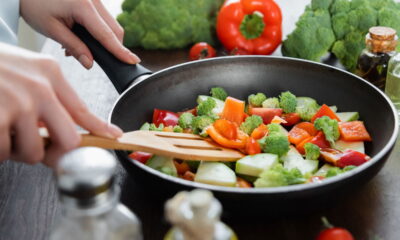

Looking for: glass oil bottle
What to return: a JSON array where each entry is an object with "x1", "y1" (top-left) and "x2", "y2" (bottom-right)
[{"x1": 356, "y1": 26, "x2": 398, "y2": 89}]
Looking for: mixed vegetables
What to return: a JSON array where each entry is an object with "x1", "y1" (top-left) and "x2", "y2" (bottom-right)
[{"x1": 130, "y1": 87, "x2": 372, "y2": 188}]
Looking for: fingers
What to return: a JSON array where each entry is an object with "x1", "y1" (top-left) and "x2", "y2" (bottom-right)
[
  {"x1": 50, "y1": 21, "x2": 94, "y2": 69},
  {"x1": 40, "y1": 95, "x2": 81, "y2": 167},
  {"x1": 73, "y1": 1, "x2": 140, "y2": 64},
  {"x1": 49, "y1": 68, "x2": 123, "y2": 139},
  {"x1": 92, "y1": 0, "x2": 124, "y2": 42},
  {"x1": 11, "y1": 112, "x2": 44, "y2": 164}
]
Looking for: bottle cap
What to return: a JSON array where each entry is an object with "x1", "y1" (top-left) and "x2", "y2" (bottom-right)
[
  {"x1": 56, "y1": 147, "x2": 117, "y2": 200},
  {"x1": 367, "y1": 26, "x2": 398, "y2": 53}
]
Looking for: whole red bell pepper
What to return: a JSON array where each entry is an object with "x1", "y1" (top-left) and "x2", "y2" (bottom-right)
[{"x1": 216, "y1": 0, "x2": 282, "y2": 55}]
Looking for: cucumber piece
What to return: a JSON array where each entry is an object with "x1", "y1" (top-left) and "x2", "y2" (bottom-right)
[
  {"x1": 278, "y1": 125, "x2": 289, "y2": 136},
  {"x1": 282, "y1": 146, "x2": 318, "y2": 175},
  {"x1": 146, "y1": 155, "x2": 177, "y2": 177},
  {"x1": 335, "y1": 140, "x2": 365, "y2": 153},
  {"x1": 314, "y1": 164, "x2": 335, "y2": 177},
  {"x1": 336, "y1": 112, "x2": 359, "y2": 122},
  {"x1": 295, "y1": 97, "x2": 320, "y2": 121},
  {"x1": 197, "y1": 95, "x2": 225, "y2": 115},
  {"x1": 235, "y1": 153, "x2": 279, "y2": 177},
  {"x1": 194, "y1": 162, "x2": 236, "y2": 187},
  {"x1": 236, "y1": 174, "x2": 258, "y2": 183},
  {"x1": 329, "y1": 106, "x2": 338, "y2": 113}
]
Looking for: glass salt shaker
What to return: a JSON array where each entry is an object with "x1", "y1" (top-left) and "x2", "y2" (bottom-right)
[
  {"x1": 50, "y1": 147, "x2": 142, "y2": 240},
  {"x1": 356, "y1": 26, "x2": 398, "y2": 89},
  {"x1": 164, "y1": 189, "x2": 238, "y2": 240}
]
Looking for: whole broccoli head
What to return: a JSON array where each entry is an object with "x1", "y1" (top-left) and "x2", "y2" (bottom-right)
[
  {"x1": 240, "y1": 115, "x2": 263, "y2": 135},
  {"x1": 248, "y1": 93, "x2": 267, "y2": 107},
  {"x1": 304, "y1": 142, "x2": 321, "y2": 160},
  {"x1": 282, "y1": 2, "x2": 336, "y2": 62},
  {"x1": 210, "y1": 87, "x2": 228, "y2": 101},
  {"x1": 262, "y1": 97, "x2": 280, "y2": 108},
  {"x1": 192, "y1": 115, "x2": 215, "y2": 135},
  {"x1": 197, "y1": 97, "x2": 216, "y2": 117},
  {"x1": 258, "y1": 130, "x2": 290, "y2": 157},
  {"x1": 254, "y1": 164, "x2": 305, "y2": 187},
  {"x1": 178, "y1": 112, "x2": 194, "y2": 129},
  {"x1": 279, "y1": 91, "x2": 297, "y2": 114},
  {"x1": 117, "y1": 0, "x2": 224, "y2": 49},
  {"x1": 314, "y1": 116, "x2": 340, "y2": 145}
]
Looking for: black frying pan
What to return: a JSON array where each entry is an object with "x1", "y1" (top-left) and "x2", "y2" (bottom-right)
[{"x1": 73, "y1": 25, "x2": 399, "y2": 214}]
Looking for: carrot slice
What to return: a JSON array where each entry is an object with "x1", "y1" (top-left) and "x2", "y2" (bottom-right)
[
  {"x1": 339, "y1": 121, "x2": 372, "y2": 141},
  {"x1": 221, "y1": 97, "x2": 245, "y2": 125},
  {"x1": 182, "y1": 171, "x2": 195, "y2": 181},
  {"x1": 236, "y1": 177, "x2": 252, "y2": 188},
  {"x1": 271, "y1": 115, "x2": 287, "y2": 124},
  {"x1": 173, "y1": 160, "x2": 190, "y2": 175},
  {"x1": 288, "y1": 127, "x2": 311, "y2": 145},
  {"x1": 214, "y1": 119, "x2": 238, "y2": 140},
  {"x1": 311, "y1": 104, "x2": 341, "y2": 123},
  {"x1": 245, "y1": 137, "x2": 261, "y2": 155}
]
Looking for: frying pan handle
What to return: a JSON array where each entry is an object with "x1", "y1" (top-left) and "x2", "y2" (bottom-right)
[{"x1": 72, "y1": 24, "x2": 152, "y2": 94}]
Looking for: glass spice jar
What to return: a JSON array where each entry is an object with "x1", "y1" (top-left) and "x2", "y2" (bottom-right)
[{"x1": 356, "y1": 26, "x2": 398, "y2": 89}]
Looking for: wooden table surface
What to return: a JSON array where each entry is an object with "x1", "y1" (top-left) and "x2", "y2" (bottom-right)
[{"x1": 1, "y1": 0, "x2": 400, "y2": 239}]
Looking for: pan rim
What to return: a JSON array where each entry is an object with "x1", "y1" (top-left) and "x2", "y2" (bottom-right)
[{"x1": 109, "y1": 55, "x2": 399, "y2": 194}]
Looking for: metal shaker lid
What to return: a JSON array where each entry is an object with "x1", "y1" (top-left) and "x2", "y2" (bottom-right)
[{"x1": 56, "y1": 147, "x2": 117, "y2": 199}]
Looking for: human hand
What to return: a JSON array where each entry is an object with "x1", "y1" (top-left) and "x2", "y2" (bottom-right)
[
  {"x1": 20, "y1": 0, "x2": 140, "y2": 69},
  {"x1": 0, "y1": 43, "x2": 123, "y2": 166}
]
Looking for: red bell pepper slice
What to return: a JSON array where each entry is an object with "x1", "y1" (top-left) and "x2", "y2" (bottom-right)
[
  {"x1": 245, "y1": 137, "x2": 261, "y2": 155},
  {"x1": 152, "y1": 109, "x2": 179, "y2": 127},
  {"x1": 216, "y1": 0, "x2": 282, "y2": 55},
  {"x1": 251, "y1": 124, "x2": 268, "y2": 139},
  {"x1": 309, "y1": 132, "x2": 331, "y2": 149},
  {"x1": 207, "y1": 125, "x2": 247, "y2": 149},
  {"x1": 249, "y1": 107, "x2": 283, "y2": 124},
  {"x1": 221, "y1": 97, "x2": 245, "y2": 125},
  {"x1": 339, "y1": 121, "x2": 372, "y2": 142},
  {"x1": 282, "y1": 113, "x2": 301, "y2": 126},
  {"x1": 128, "y1": 151, "x2": 153, "y2": 164},
  {"x1": 337, "y1": 150, "x2": 370, "y2": 168},
  {"x1": 214, "y1": 119, "x2": 238, "y2": 140},
  {"x1": 311, "y1": 104, "x2": 341, "y2": 123}
]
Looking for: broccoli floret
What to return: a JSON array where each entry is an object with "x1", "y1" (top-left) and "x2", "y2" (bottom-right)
[
  {"x1": 326, "y1": 167, "x2": 343, "y2": 177},
  {"x1": 295, "y1": 97, "x2": 320, "y2": 121},
  {"x1": 248, "y1": 93, "x2": 267, "y2": 107},
  {"x1": 210, "y1": 87, "x2": 228, "y2": 101},
  {"x1": 279, "y1": 91, "x2": 297, "y2": 114},
  {"x1": 192, "y1": 116, "x2": 215, "y2": 134},
  {"x1": 254, "y1": 164, "x2": 305, "y2": 187},
  {"x1": 314, "y1": 116, "x2": 340, "y2": 145},
  {"x1": 258, "y1": 129, "x2": 290, "y2": 157},
  {"x1": 267, "y1": 123, "x2": 282, "y2": 134},
  {"x1": 117, "y1": 0, "x2": 224, "y2": 49},
  {"x1": 197, "y1": 97, "x2": 216, "y2": 116},
  {"x1": 343, "y1": 165, "x2": 357, "y2": 172},
  {"x1": 140, "y1": 122, "x2": 151, "y2": 130},
  {"x1": 304, "y1": 143, "x2": 321, "y2": 160},
  {"x1": 173, "y1": 126, "x2": 183, "y2": 133},
  {"x1": 262, "y1": 97, "x2": 280, "y2": 108},
  {"x1": 282, "y1": 5, "x2": 336, "y2": 62},
  {"x1": 178, "y1": 112, "x2": 194, "y2": 129},
  {"x1": 311, "y1": 0, "x2": 333, "y2": 10},
  {"x1": 240, "y1": 115, "x2": 263, "y2": 135},
  {"x1": 149, "y1": 123, "x2": 164, "y2": 131}
]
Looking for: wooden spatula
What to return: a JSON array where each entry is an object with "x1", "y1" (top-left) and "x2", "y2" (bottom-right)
[{"x1": 43, "y1": 130, "x2": 245, "y2": 161}]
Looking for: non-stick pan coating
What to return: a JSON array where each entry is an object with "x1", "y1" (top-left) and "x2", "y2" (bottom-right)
[{"x1": 110, "y1": 56, "x2": 398, "y2": 213}]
